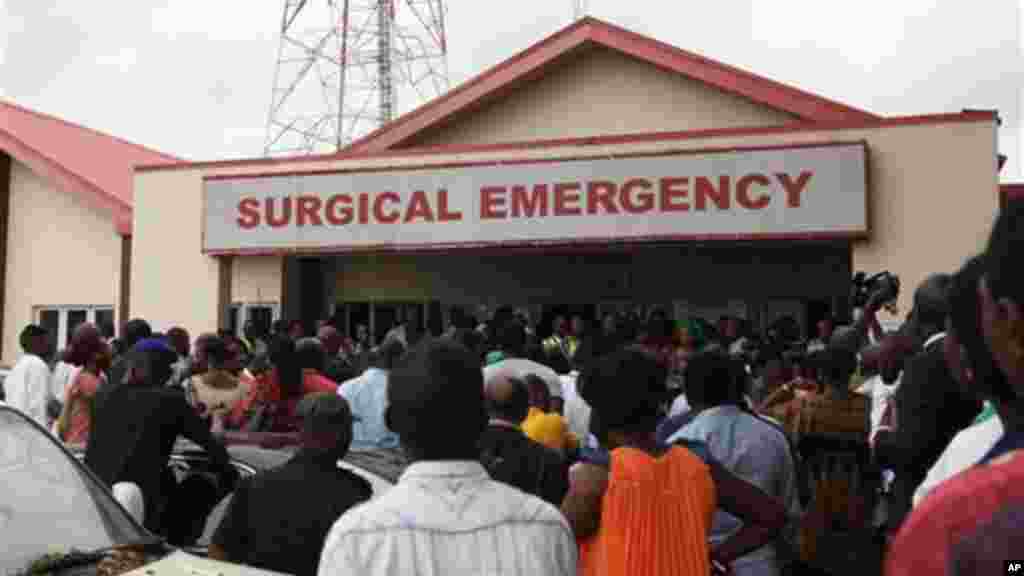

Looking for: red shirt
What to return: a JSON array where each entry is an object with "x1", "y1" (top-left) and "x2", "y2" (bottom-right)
[
  {"x1": 886, "y1": 450, "x2": 1024, "y2": 576},
  {"x1": 233, "y1": 369, "x2": 338, "y2": 431}
]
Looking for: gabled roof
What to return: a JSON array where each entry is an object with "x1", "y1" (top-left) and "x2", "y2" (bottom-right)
[
  {"x1": 0, "y1": 99, "x2": 181, "y2": 235},
  {"x1": 342, "y1": 17, "x2": 879, "y2": 154}
]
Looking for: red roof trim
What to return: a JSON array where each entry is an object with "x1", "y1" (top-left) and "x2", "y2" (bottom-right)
[
  {"x1": 1, "y1": 100, "x2": 180, "y2": 163},
  {"x1": 204, "y1": 231, "x2": 865, "y2": 258},
  {"x1": 0, "y1": 128, "x2": 131, "y2": 213},
  {"x1": 339, "y1": 17, "x2": 878, "y2": 154},
  {"x1": 202, "y1": 140, "x2": 865, "y2": 182},
  {"x1": 140, "y1": 110, "x2": 995, "y2": 173}
]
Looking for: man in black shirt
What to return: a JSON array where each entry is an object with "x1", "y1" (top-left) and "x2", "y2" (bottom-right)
[
  {"x1": 479, "y1": 373, "x2": 569, "y2": 507},
  {"x1": 85, "y1": 346, "x2": 238, "y2": 539},
  {"x1": 210, "y1": 393, "x2": 372, "y2": 576}
]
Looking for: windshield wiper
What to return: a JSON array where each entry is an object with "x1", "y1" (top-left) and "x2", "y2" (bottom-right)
[{"x1": 15, "y1": 537, "x2": 165, "y2": 576}]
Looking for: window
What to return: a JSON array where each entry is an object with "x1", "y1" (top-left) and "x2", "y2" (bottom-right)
[
  {"x1": 227, "y1": 302, "x2": 280, "y2": 339},
  {"x1": 33, "y1": 306, "x2": 115, "y2": 352}
]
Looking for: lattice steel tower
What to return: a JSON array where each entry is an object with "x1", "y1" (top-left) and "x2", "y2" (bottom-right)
[{"x1": 264, "y1": 0, "x2": 449, "y2": 156}]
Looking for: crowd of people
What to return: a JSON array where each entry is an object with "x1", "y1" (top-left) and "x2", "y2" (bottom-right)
[{"x1": 3, "y1": 201, "x2": 1024, "y2": 576}]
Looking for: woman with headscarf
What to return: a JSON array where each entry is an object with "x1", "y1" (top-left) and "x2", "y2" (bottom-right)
[{"x1": 58, "y1": 323, "x2": 112, "y2": 444}]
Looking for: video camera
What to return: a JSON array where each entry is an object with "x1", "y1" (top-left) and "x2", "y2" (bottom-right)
[{"x1": 851, "y1": 271, "x2": 901, "y2": 310}]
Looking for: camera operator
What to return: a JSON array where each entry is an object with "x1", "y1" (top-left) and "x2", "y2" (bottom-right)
[{"x1": 870, "y1": 274, "x2": 982, "y2": 535}]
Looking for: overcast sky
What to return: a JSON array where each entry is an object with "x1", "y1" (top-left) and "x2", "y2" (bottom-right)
[{"x1": 2, "y1": 0, "x2": 1022, "y2": 179}]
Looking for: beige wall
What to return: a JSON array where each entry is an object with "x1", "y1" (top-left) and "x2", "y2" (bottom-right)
[
  {"x1": 3, "y1": 160, "x2": 121, "y2": 365},
  {"x1": 231, "y1": 256, "x2": 282, "y2": 304},
  {"x1": 131, "y1": 168, "x2": 220, "y2": 338},
  {"x1": 407, "y1": 47, "x2": 798, "y2": 148},
  {"x1": 134, "y1": 117, "x2": 999, "y2": 332}
]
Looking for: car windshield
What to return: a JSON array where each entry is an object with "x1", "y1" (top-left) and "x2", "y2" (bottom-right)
[{"x1": 0, "y1": 406, "x2": 149, "y2": 573}]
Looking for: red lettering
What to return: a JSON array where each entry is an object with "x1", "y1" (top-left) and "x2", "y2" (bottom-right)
[
  {"x1": 695, "y1": 176, "x2": 730, "y2": 211},
  {"x1": 553, "y1": 182, "x2": 582, "y2": 216},
  {"x1": 358, "y1": 193, "x2": 369, "y2": 224},
  {"x1": 659, "y1": 178, "x2": 690, "y2": 212},
  {"x1": 437, "y1": 189, "x2": 462, "y2": 222},
  {"x1": 620, "y1": 178, "x2": 654, "y2": 214},
  {"x1": 325, "y1": 194, "x2": 353, "y2": 225},
  {"x1": 237, "y1": 198, "x2": 260, "y2": 228},
  {"x1": 296, "y1": 196, "x2": 323, "y2": 226},
  {"x1": 373, "y1": 192, "x2": 401, "y2": 223},
  {"x1": 776, "y1": 171, "x2": 812, "y2": 208},
  {"x1": 480, "y1": 186, "x2": 507, "y2": 219},
  {"x1": 265, "y1": 197, "x2": 292, "y2": 228},
  {"x1": 404, "y1": 190, "x2": 435, "y2": 223},
  {"x1": 511, "y1": 185, "x2": 549, "y2": 217},
  {"x1": 736, "y1": 174, "x2": 771, "y2": 210},
  {"x1": 586, "y1": 181, "x2": 618, "y2": 215}
]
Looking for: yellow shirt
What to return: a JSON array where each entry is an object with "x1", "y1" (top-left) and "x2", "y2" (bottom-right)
[{"x1": 522, "y1": 407, "x2": 579, "y2": 453}]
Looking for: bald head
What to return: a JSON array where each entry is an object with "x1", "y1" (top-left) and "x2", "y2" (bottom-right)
[
  {"x1": 317, "y1": 325, "x2": 341, "y2": 356},
  {"x1": 485, "y1": 371, "x2": 530, "y2": 424}
]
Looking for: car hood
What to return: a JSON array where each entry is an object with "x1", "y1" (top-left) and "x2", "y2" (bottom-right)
[{"x1": 122, "y1": 551, "x2": 290, "y2": 576}]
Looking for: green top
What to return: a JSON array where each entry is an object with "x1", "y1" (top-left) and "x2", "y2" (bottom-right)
[
  {"x1": 484, "y1": 350, "x2": 506, "y2": 366},
  {"x1": 973, "y1": 400, "x2": 997, "y2": 425}
]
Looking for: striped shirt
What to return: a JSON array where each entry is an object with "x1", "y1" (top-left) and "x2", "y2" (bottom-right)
[{"x1": 318, "y1": 460, "x2": 576, "y2": 576}]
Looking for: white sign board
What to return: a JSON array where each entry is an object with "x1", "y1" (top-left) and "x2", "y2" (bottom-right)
[{"x1": 202, "y1": 143, "x2": 867, "y2": 254}]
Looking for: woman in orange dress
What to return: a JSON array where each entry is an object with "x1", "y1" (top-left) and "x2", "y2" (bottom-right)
[
  {"x1": 58, "y1": 323, "x2": 112, "y2": 444},
  {"x1": 562, "y1": 347, "x2": 786, "y2": 576}
]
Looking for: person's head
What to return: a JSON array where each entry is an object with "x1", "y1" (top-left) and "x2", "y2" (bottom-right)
[
  {"x1": 370, "y1": 337, "x2": 406, "y2": 371},
  {"x1": 720, "y1": 316, "x2": 739, "y2": 339},
  {"x1": 819, "y1": 347, "x2": 858, "y2": 391},
  {"x1": 67, "y1": 323, "x2": 111, "y2": 372},
  {"x1": 496, "y1": 318, "x2": 526, "y2": 357},
  {"x1": 385, "y1": 339, "x2": 487, "y2": 461},
  {"x1": 296, "y1": 393, "x2": 356, "y2": 459},
  {"x1": 19, "y1": 324, "x2": 49, "y2": 358},
  {"x1": 355, "y1": 324, "x2": 368, "y2": 342},
  {"x1": 242, "y1": 319, "x2": 263, "y2": 343},
  {"x1": 99, "y1": 322, "x2": 115, "y2": 341},
  {"x1": 121, "y1": 319, "x2": 152, "y2": 350},
  {"x1": 287, "y1": 320, "x2": 305, "y2": 340},
  {"x1": 485, "y1": 374, "x2": 530, "y2": 424},
  {"x1": 271, "y1": 319, "x2": 290, "y2": 336},
  {"x1": 580, "y1": 347, "x2": 668, "y2": 448},
  {"x1": 222, "y1": 335, "x2": 246, "y2": 375},
  {"x1": 166, "y1": 327, "x2": 190, "y2": 359},
  {"x1": 878, "y1": 331, "x2": 914, "y2": 385},
  {"x1": 295, "y1": 337, "x2": 327, "y2": 373},
  {"x1": 910, "y1": 274, "x2": 953, "y2": 343},
  {"x1": 523, "y1": 373, "x2": 552, "y2": 411},
  {"x1": 981, "y1": 203, "x2": 1024, "y2": 395},
  {"x1": 601, "y1": 313, "x2": 617, "y2": 336},
  {"x1": 571, "y1": 315, "x2": 586, "y2": 336},
  {"x1": 817, "y1": 317, "x2": 834, "y2": 341},
  {"x1": 268, "y1": 334, "x2": 303, "y2": 397},
  {"x1": 552, "y1": 315, "x2": 567, "y2": 336},
  {"x1": 197, "y1": 335, "x2": 230, "y2": 371},
  {"x1": 406, "y1": 306, "x2": 421, "y2": 328},
  {"x1": 317, "y1": 325, "x2": 342, "y2": 357},
  {"x1": 684, "y1": 351, "x2": 745, "y2": 409}
]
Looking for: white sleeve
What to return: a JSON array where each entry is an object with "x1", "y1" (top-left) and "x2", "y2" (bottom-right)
[
  {"x1": 553, "y1": 520, "x2": 579, "y2": 576},
  {"x1": 317, "y1": 525, "x2": 360, "y2": 576},
  {"x1": 913, "y1": 444, "x2": 954, "y2": 508},
  {"x1": 26, "y1": 361, "x2": 54, "y2": 426}
]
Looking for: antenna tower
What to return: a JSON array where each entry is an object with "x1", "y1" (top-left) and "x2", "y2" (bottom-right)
[{"x1": 264, "y1": 0, "x2": 449, "y2": 156}]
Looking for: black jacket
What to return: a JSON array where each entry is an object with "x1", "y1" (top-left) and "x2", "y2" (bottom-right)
[
  {"x1": 478, "y1": 423, "x2": 570, "y2": 507},
  {"x1": 84, "y1": 385, "x2": 238, "y2": 532},
  {"x1": 212, "y1": 449, "x2": 372, "y2": 576},
  {"x1": 874, "y1": 336, "x2": 981, "y2": 529}
]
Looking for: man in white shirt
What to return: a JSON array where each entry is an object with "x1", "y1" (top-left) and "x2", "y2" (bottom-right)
[
  {"x1": 4, "y1": 325, "x2": 54, "y2": 428},
  {"x1": 482, "y1": 320, "x2": 564, "y2": 411},
  {"x1": 319, "y1": 339, "x2": 576, "y2": 576}
]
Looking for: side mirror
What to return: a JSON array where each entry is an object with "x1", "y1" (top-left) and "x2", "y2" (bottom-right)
[{"x1": 113, "y1": 482, "x2": 145, "y2": 525}]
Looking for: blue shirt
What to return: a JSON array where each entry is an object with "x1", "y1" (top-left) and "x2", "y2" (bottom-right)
[
  {"x1": 668, "y1": 405, "x2": 802, "y2": 572},
  {"x1": 338, "y1": 368, "x2": 399, "y2": 451}
]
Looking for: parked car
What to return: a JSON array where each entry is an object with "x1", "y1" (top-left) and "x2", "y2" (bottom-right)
[{"x1": 0, "y1": 403, "x2": 403, "y2": 576}]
